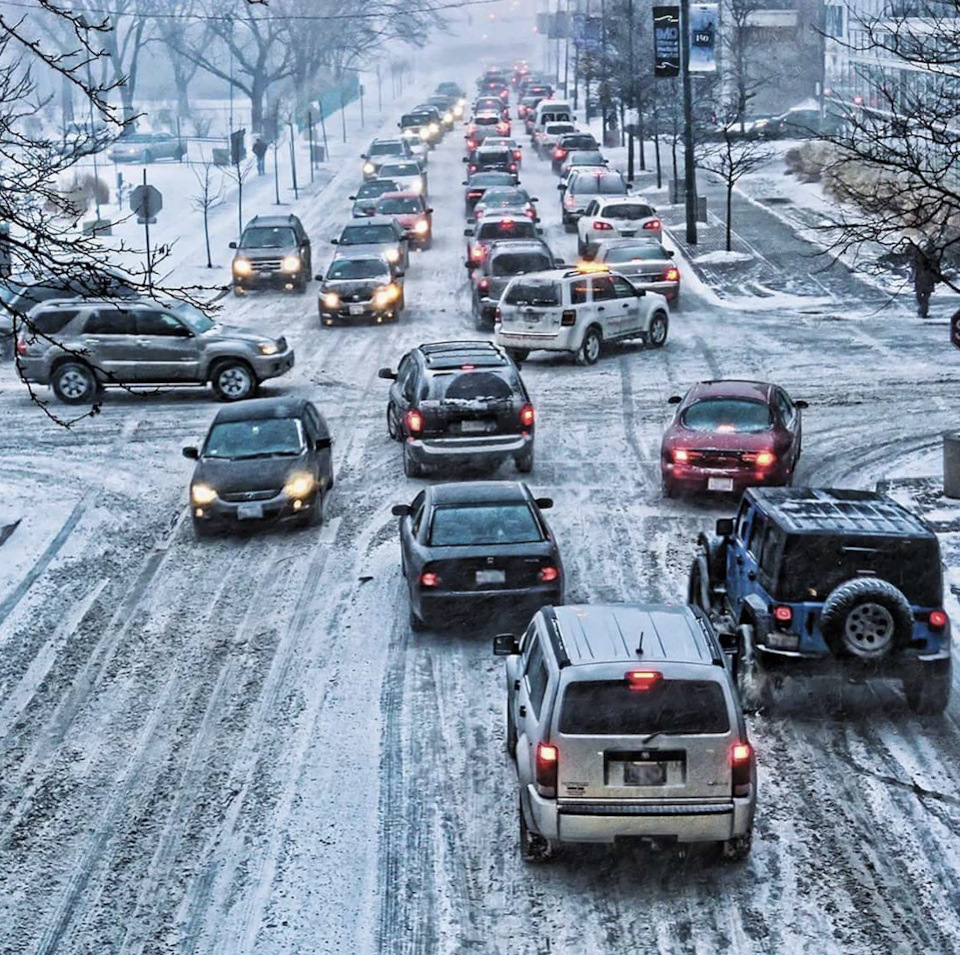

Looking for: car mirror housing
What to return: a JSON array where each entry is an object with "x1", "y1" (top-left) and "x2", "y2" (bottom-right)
[
  {"x1": 228, "y1": 241, "x2": 237, "y2": 249},
  {"x1": 716, "y1": 517, "x2": 735, "y2": 537},
  {"x1": 534, "y1": 497, "x2": 554, "y2": 509},
  {"x1": 391, "y1": 504, "x2": 411, "y2": 517},
  {"x1": 182, "y1": 446, "x2": 199, "y2": 460},
  {"x1": 462, "y1": 156, "x2": 469, "y2": 162},
  {"x1": 556, "y1": 184, "x2": 565, "y2": 190},
  {"x1": 795, "y1": 399, "x2": 809, "y2": 409},
  {"x1": 667, "y1": 249, "x2": 675, "y2": 258},
  {"x1": 464, "y1": 228, "x2": 474, "y2": 237},
  {"x1": 331, "y1": 238, "x2": 339, "y2": 245},
  {"x1": 348, "y1": 195, "x2": 357, "y2": 201},
  {"x1": 461, "y1": 180, "x2": 468, "y2": 185},
  {"x1": 360, "y1": 153, "x2": 367, "y2": 159},
  {"x1": 378, "y1": 367, "x2": 397, "y2": 380},
  {"x1": 493, "y1": 633, "x2": 520, "y2": 656},
  {"x1": 667, "y1": 395, "x2": 682, "y2": 404},
  {"x1": 314, "y1": 274, "x2": 324, "y2": 282}
]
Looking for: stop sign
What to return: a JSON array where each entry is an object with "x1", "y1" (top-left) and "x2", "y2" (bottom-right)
[{"x1": 130, "y1": 184, "x2": 162, "y2": 223}]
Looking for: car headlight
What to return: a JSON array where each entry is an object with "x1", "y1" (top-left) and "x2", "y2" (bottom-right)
[
  {"x1": 402, "y1": 128, "x2": 416, "y2": 138},
  {"x1": 373, "y1": 284, "x2": 400, "y2": 310},
  {"x1": 384, "y1": 248, "x2": 400, "y2": 263},
  {"x1": 259, "y1": 341, "x2": 279, "y2": 356},
  {"x1": 414, "y1": 219, "x2": 429, "y2": 235},
  {"x1": 283, "y1": 473, "x2": 316, "y2": 499},
  {"x1": 443, "y1": 112, "x2": 453, "y2": 124},
  {"x1": 281, "y1": 255, "x2": 301, "y2": 273},
  {"x1": 191, "y1": 483, "x2": 217, "y2": 505},
  {"x1": 429, "y1": 122, "x2": 440, "y2": 134},
  {"x1": 322, "y1": 291, "x2": 340, "y2": 309},
  {"x1": 419, "y1": 128, "x2": 430, "y2": 141},
  {"x1": 454, "y1": 105, "x2": 464, "y2": 118},
  {"x1": 363, "y1": 161, "x2": 376, "y2": 174},
  {"x1": 233, "y1": 258, "x2": 252, "y2": 276}
]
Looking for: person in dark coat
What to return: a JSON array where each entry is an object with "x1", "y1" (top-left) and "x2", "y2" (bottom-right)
[
  {"x1": 912, "y1": 243, "x2": 938, "y2": 317},
  {"x1": 252, "y1": 137, "x2": 268, "y2": 175}
]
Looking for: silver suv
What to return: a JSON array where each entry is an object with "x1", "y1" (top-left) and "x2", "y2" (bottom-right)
[
  {"x1": 16, "y1": 299, "x2": 294, "y2": 404},
  {"x1": 494, "y1": 603, "x2": 756, "y2": 862}
]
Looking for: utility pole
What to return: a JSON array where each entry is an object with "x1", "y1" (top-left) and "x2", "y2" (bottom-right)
[
  {"x1": 563, "y1": 0, "x2": 571, "y2": 96},
  {"x1": 600, "y1": 0, "x2": 608, "y2": 142},
  {"x1": 680, "y1": 0, "x2": 698, "y2": 244},
  {"x1": 627, "y1": 0, "x2": 635, "y2": 182}
]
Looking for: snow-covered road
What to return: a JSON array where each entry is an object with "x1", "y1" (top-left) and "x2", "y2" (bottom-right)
[{"x1": 2, "y1": 35, "x2": 960, "y2": 955}]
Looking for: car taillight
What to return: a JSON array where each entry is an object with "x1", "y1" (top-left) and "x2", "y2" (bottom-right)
[
  {"x1": 478, "y1": 278, "x2": 490, "y2": 292},
  {"x1": 564, "y1": 196, "x2": 576, "y2": 208},
  {"x1": 535, "y1": 742, "x2": 558, "y2": 796},
  {"x1": 643, "y1": 219, "x2": 662, "y2": 230},
  {"x1": 471, "y1": 246, "x2": 485, "y2": 260},
  {"x1": 420, "y1": 571, "x2": 440, "y2": 587},
  {"x1": 15, "y1": 337, "x2": 27, "y2": 356},
  {"x1": 553, "y1": 147, "x2": 565, "y2": 159},
  {"x1": 560, "y1": 309, "x2": 576, "y2": 326},
  {"x1": 755, "y1": 451, "x2": 775, "y2": 468},
  {"x1": 469, "y1": 164, "x2": 477, "y2": 173},
  {"x1": 593, "y1": 220, "x2": 613, "y2": 230},
  {"x1": 405, "y1": 409, "x2": 423, "y2": 435},
  {"x1": 626, "y1": 670, "x2": 662, "y2": 690},
  {"x1": 731, "y1": 742, "x2": 753, "y2": 798},
  {"x1": 538, "y1": 565, "x2": 559, "y2": 582},
  {"x1": 524, "y1": 208, "x2": 536, "y2": 218},
  {"x1": 514, "y1": 149, "x2": 522, "y2": 160},
  {"x1": 467, "y1": 139, "x2": 477, "y2": 150},
  {"x1": 663, "y1": 267, "x2": 680, "y2": 281},
  {"x1": 773, "y1": 605, "x2": 793, "y2": 624},
  {"x1": 520, "y1": 403, "x2": 535, "y2": 427},
  {"x1": 509, "y1": 163, "x2": 517, "y2": 172},
  {"x1": 673, "y1": 448, "x2": 689, "y2": 463},
  {"x1": 468, "y1": 191, "x2": 482, "y2": 198},
  {"x1": 498, "y1": 124, "x2": 509, "y2": 133},
  {"x1": 494, "y1": 307, "x2": 502, "y2": 324},
  {"x1": 930, "y1": 609, "x2": 948, "y2": 629}
]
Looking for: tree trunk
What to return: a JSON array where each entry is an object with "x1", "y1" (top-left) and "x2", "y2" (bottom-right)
[
  {"x1": 638, "y1": 112, "x2": 646, "y2": 171},
  {"x1": 654, "y1": 133, "x2": 662, "y2": 190},
  {"x1": 203, "y1": 205, "x2": 212, "y2": 268},
  {"x1": 174, "y1": 64, "x2": 192, "y2": 120},
  {"x1": 726, "y1": 181, "x2": 733, "y2": 252},
  {"x1": 250, "y1": 83, "x2": 265, "y2": 134},
  {"x1": 61, "y1": 74, "x2": 74, "y2": 132}
]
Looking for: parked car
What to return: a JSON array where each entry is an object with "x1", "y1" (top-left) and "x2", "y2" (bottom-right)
[
  {"x1": 317, "y1": 253, "x2": 404, "y2": 326},
  {"x1": 393, "y1": 481, "x2": 562, "y2": 631},
  {"x1": 16, "y1": 298, "x2": 294, "y2": 403},
  {"x1": 184, "y1": 397, "x2": 333, "y2": 535},
  {"x1": 230, "y1": 214, "x2": 312, "y2": 294},
  {"x1": 378, "y1": 339, "x2": 535, "y2": 477},
  {"x1": 332, "y1": 216, "x2": 410, "y2": 270},
  {"x1": 108, "y1": 131, "x2": 185, "y2": 163},
  {"x1": 578, "y1": 198, "x2": 661, "y2": 256},
  {"x1": 495, "y1": 265, "x2": 669, "y2": 365},
  {"x1": 373, "y1": 192, "x2": 434, "y2": 249},
  {"x1": 592, "y1": 239, "x2": 680, "y2": 303},
  {"x1": 471, "y1": 239, "x2": 559, "y2": 329},
  {"x1": 348, "y1": 178, "x2": 402, "y2": 218},
  {"x1": 689, "y1": 488, "x2": 952, "y2": 713},
  {"x1": 660, "y1": 380, "x2": 807, "y2": 498},
  {"x1": 495, "y1": 602, "x2": 756, "y2": 862}
]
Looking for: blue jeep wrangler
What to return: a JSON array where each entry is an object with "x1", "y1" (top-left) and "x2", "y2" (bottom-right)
[{"x1": 689, "y1": 487, "x2": 951, "y2": 714}]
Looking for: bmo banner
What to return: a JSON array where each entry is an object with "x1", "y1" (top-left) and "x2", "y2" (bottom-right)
[
  {"x1": 652, "y1": 6, "x2": 680, "y2": 77},
  {"x1": 688, "y1": 3, "x2": 719, "y2": 73}
]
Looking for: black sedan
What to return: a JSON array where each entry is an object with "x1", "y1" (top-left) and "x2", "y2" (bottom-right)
[
  {"x1": 184, "y1": 397, "x2": 334, "y2": 535},
  {"x1": 392, "y1": 481, "x2": 564, "y2": 631},
  {"x1": 317, "y1": 253, "x2": 404, "y2": 325},
  {"x1": 463, "y1": 170, "x2": 521, "y2": 216}
]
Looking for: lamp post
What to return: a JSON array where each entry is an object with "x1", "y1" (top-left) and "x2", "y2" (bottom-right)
[{"x1": 681, "y1": 0, "x2": 698, "y2": 244}]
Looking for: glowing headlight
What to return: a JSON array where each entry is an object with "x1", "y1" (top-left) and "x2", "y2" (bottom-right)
[
  {"x1": 408, "y1": 179, "x2": 423, "y2": 195},
  {"x1": 429, "y1": 122, "x2": 440, "y2": 134},
  {"x1": 454, "y1": 105, "x2": 464, "y2": 118},
  {"x1": 419, "y1": 128, "x2": 430, "y2": 141},
  {"x1": 373, "y1": 284, "x2": 400, "y2": 310},
  {"x1": 232, "y1": 258, "x2": 252, "y2": 277},
  {"x1": 384, "y1": 248, "x2": 400, "y2": 263},
  {"x1": 322, "y1": 292, "x2": 340, "y2": 309},
  {"x1": 414, "y1": 219, "x2": 429, "y2": 235},
  {"x1": 259, "y1": 341, "x2": 279, "y2": 356},
  {"x1": 281, "y1": 255, "x2": 301, "y2": 273},
  {"x1": 191, "y1": 483, "x2": 217, "y2": 505},
  {"x1": 402, "y1": 128, "x2": 416, "y2": 138},
  {"x1": 283, "y1": 473, "x2": 316, "y2": 499},
  {"x1": 363, "y1": 161, "x2": 376, "y2": 174},
  {"x1": 443, "y1": 112, "x2": 453, "y2": 124}
]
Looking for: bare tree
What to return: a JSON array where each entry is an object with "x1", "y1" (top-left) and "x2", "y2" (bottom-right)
[
  {"x1": 152, "y1": 0, "x2": 206, "y2": 120},
  {"x1": 221, "y1": 158, "x2": 255, "y2": 254},
  {"x1": 191, "y1": 161, "x2": 225, "y2": 268}
]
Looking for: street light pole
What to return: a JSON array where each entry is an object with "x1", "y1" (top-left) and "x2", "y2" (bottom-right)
[
  {"x1": 680, "y1": 0, "x2": 698, "y2": 244},
  {"x1": 627, "y1": 0, "x2": 635, "y2": 182}
]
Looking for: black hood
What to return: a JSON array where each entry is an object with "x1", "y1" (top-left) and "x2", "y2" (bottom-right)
[
  {"x1": 321, "y1": 280, "x2": 382, "y2": 299},
  {"x1": 192, "y1": 453, "x2": 307, "y2": 495}
]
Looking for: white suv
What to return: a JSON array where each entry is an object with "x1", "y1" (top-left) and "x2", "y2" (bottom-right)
[
  {"x1": 578, "y1": 197, "x2": 662, "y2": 257},
  {"x1": 494, "y1": 266, "x2": 670, "y2": 365}
]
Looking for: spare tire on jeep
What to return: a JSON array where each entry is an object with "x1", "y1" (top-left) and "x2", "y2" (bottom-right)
[{"x1": 819, "y1": 577, "x2": 913, "y2": 660}]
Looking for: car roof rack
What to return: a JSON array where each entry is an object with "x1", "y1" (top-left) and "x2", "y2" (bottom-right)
[{"x1": 420, "y1": 340, "x2": 505, "y2": 368}]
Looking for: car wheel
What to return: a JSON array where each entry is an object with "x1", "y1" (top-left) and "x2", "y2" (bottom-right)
[
  {"x1": 903, "y1": 658, "x2": 951, "y2": 714},
  {"x1": 688, "y1": 559, "x2": 712, "y2": 614},
  {"x1": 402, "y1": 444, "x2": 423, "y2": 478},
  {"x1": 575, "y1": 326, "x2": 602, "y2": 365},
  {"x1": 519, "y1": 795, "x2": 556, "y2": 863},
  {"x1": 410, "y1": 608, "x2": 428, "y2": 632},
  {"x1": 302, "y1": 491, "x2": 324, "y2": 527},
  {"x1": 52, "y1": 362, "x2": 99, "y2": 404},
  {"x1": 505, "y1": 348, "x2": 529, "y2": 363},
  {"x1": 211, "y1": 360, "x2": 257, "y2": 402},
  {"x1": 735, "y1": 623, "x2": 772, "y2": 713},
  {"x1": 647, "y1": 311, "x2": 669, "y2": 349},
  {"x1": 506, "y1": 709, "x2": 518, "y2": 759},
  {"x1": 671, "y1": 290, "x2": 681, "y2": 310},
  {"x1": 662, "y1": 475, "x2": 676, "y2": 499},
  {"x1": 515, "y1": 448, "x2": 534, "y2": 473},
  {"x1": 387, "y1": 404, "x2": 400, "y2": 440},
  {"x1": 192, "y1": 519, "x2": 217, "y2": 539},
  {"x1": 294, "y1": 280, "x2": 307, "y2": 295},
  {"x1": 720, "y1": 829, "x2": 753, "y2": 862},
  {"x1": 563, "y1": 219, "x2": 577, "y2": 234},
  {"x1": 819, "y1": 577, "x2": 912, "y2": 660}
]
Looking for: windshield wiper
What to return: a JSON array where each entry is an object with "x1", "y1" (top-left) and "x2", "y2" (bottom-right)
[{"x1": 640, "y1": 730, "x2": 681, "y2": 745}]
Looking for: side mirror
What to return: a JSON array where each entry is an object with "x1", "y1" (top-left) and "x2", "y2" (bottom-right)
[
  {"x1": 391, "y1": 504, "x2": 411, "y2": 517},
  {"x1": 348, "y1": 195, "x2": 357, "y2": 201},
  {"x1": 395, "y1": 270, "x2": 406, "y2": 278},
  {"x1": 316, "y1": 436, "x2": 333, "y2": 450},
  {"x1": 463, "y1": 228, "x2": 474, "y2": 237},
  {"x1": 536, "y1": 228, "x2": 544, "y2": 235},
  {"x1": 667, "y1": 249, "x2": 675, "y2": 258},
  {"x1": 331, "y1": 238, "x2": 339, "y2": 245},
  {"x1": 626, "y1": 181, "x2": 634, "y2": 188},
  {"x1": 795, "y1": 399, "x2": 809, "y2": 409},
  {"x1": 182, "y1": 446, "x2": 199, "y2": 460},
  {"x1": 462, "y1": 156, "x2": 469, "y2": 162},
  {"x1": 716, "y1": 518, "x2": 735, "y2": 537},
  {"x1": 360, "y1": 153, "x2": 367, "y2": 159},
  {"x1": 493, "y1": 633, "x2": 521, "y2": 656},
  {"x1": 466, "y1": 217, "x2": 476, "y2": 224},
  {"x1": 427, "y1": 208, "x2": 434, "y2": 214},
  {"x1": 534, "y1": 497, "x2": 553, "y2": 509},
  {"x1": 531, "y1": 196, "x2": 539, "y2": 202},
  {"x1": 556, "y1": 184, "x2": 564, "y2": 190},
  {"x1": 554, "y1": 260, "x2": 567, "y2": 268},
  {"x1": 314, "y1": 273, "x2": 323, "y2": 282},
  {"x1": 461, "y1": 180, "x2": 468, "y2": 186},
  {"x1": 667, "y1": 395, "x2": 682, "y2": 404},
  {"x1": 228, "y1": 241, "x2": 237, "y2": 249},
  {"x1": 378, "y1": 367, "x2": 397, "y2": 380}
]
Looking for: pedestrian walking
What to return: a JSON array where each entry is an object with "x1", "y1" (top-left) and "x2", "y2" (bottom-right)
[
  {"x1": 252, "y1": 137, "x2": 268, "y2": 176},
  {"x1": 912, "y1": 243, "x2": 938, "y2": 318}
]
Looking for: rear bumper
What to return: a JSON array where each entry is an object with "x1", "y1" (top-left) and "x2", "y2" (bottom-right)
[
  {"x1": 527, "y1": 787, "x2": 754, "y2": 844},
  {"x1": 662, "y1": 462, "x2": 789, "y2": 492},
  {"x1": 417, "y1": 585, "x2": 561, "y2": 627},
  {"x1": 405, "y1": 432, "x2": 532, "y2": 466},
  {"x1": 496, "y1": 327, "x2": 577, "y2": 353},
  {"x1": 757, "y1": 644, "x2": 951, "y2": 671}
]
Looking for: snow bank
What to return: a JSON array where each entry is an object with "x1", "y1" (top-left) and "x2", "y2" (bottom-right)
[{"x1": 693, "y1": 249, "x2": 754, "y2": 265}]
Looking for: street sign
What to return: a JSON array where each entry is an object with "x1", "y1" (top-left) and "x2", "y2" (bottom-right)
[
  {"x1": 130, "y1": 183, "x2": 162, "y2": 224},
  {"x1": 653, "y1": 6, "x2": 681, "y2": 77},
  {"x1": 689, "y1": 4, "x2": 719, "y2": 72}
]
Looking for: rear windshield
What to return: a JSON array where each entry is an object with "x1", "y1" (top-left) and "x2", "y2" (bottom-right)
[
  {"x1": 357, "y1": 180, "x2": 399, "y2": 199},
  {"x1": 574, "y1": 176, "x2": 627, "y2": 195},
  {"x1": 492, "y1": 252, "x2": 552, "y2": 276},
  {"x1": 604, "y1": 245, "x2": 668, "y2": 263},
  {"x1": 368, "y1": 142, "x2": 402, "y2": 156},
  {"x1": 203, "y1": 418, "x2": 304, "y2": 460},
  {"x1": 400, "y1": 113, "x2": 431, "y2": 126},
  {"x1": 478, "y1": 150, "x2": 510, "y2": 163},
  {"x1": 376, "y1": 197, "x2": 422, "y2": 214},
  {"x1": 562, "y1": 136, "x2": 598, "y2": 150},
  {"x1": 681, "y1": 399, "x2": 773, "y2": 433},
  {"x1": 480, "y1": 188, "x2": 529, "y2": 205},
  {"x1": 567, "y1": 151, "x2": 604, "y2": 165},
  {"x1": 429, "y1": 503, "x2": 543, "y2": 546},
  {"x1": 240, "y1": 227, "x2": 297, "y2": 249},
  {"x1": 470, "y1": 173, "x2": 515, "y2": 186},
  {"x1": 427, "y1": 368, "x2": 521, "y2": 401},
  {"x1": 475, "y1": 115, "x2": 500, "y2": 126},
  {"x1": 327, "y1": 259, "x2": 390, "y2": 280},
  {"x1": 602, "y1": 203, "x2": 654, "y2": 219},
  {"x1": 340, "y1": 225, "x2": 396, "y2": 245},
  {"x1": 559, "y1": 680, "x2": 731, "y2": 736},
  {"x1": 545, "y1": 121, "x2": 575, "y2": 133},
  {"x1": 778, "y1": 536, "x2": 942, "y2": 605},
  {"x1": 504, "y1": 279, "x2": 561, "y2": 307},
  {"x1": 478, "y1": 220, "x2": 536, "y2": 240}
]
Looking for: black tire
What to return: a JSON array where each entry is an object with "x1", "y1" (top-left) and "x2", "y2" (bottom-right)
[
  {"x1": 51, "y1": 361, "x2": 98, "y2": 405},
  {"x1": 403, "y1": 444, "x2": 423, "y2": 478},
  {"x1": 575, "y1": 326, "x2": 602, "y2": 366},
  {"x1": 192, "y1": 519, "x2": 217, "y2": 539},
  {"x1": 688, "y1": 559, "x2": 712, "y2": 613},
  {"x1": 515, "y1": 448, "x2": 534, "y2": 473},
  {"x1": 519, "y1": 795, "x2": 556, "y2": 863},
  {"x1": 211, "y1": 360, "x2": 257, "y2": 402},
  {"x1": 504, "y1": 348, "x2": 529, "y2": 363},
  {"x1": 387, "y1": 404, "x2": 400, "y2": 440},
  {"x1": 647, "y1": 310, "x2": 669, "y2": 349},
  {"x1": 563, "y1": 219, "x2": 577, "y2": 234},
  {"x1": 410, "y1": 608, "x2": 428, "y2": 632},
  {"x1": 662, "y1": 475, "x2": 676, "y2": 499},
  {"x1": 506, "y1": 708, "x2": 518, "y2": 759},
  {"x1": 302, "y1": 491, "x2": 324, "y2": 527},
  {"x1": 720, "y1": 829, "x2": 753, "y2": 862},
  {"x1": 903, "y1": 658, "x2": 952, "y2": 714},
  {"x1": 294, "y1": 280, "x2": 307, "y2": 295},
  {"x1": 735, "y1": 623, "x2": 772, "y2": 713},
  {"x1": 819, "y1": 577, "x2": 912, "y2": 660}
]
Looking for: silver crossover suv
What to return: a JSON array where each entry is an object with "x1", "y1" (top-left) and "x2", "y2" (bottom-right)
[
  {"x1": 16, "y1": 298, "x2": 294, "y2": 403},
  {"x1": 495, "y1": 603, "x2": 757, "y2": 862}
]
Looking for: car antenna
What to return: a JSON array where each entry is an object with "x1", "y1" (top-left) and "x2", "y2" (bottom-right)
[{"x1": 636, "y1": 631, "x2": 644, "y2": 656}]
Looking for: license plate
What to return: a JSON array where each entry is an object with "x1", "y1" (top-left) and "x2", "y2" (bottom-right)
[
  {"x1": 708, "y1": 477, "x2": 735, "y2": 492},
  {"x1": 522, "y1": 312, "x2": 542, "y2": 325},
  {"x1": 625, "y1": 762, "x2": 666, "y2": 786},
  {"x1": 237, "y1": 502, "x2": 264, "y2": 520},
  {"x1": 461, "y1": 419, "x2": 491, "y2": 433},
  {"x1": 476, "y1": 569, "x2": 506, "y2": 585},
  {"x1": 349, "y1": 304, "x2": 365, "y2": 316},
  {"x1": 621, "y1": 229, "x2": 636, "y2": 236}
]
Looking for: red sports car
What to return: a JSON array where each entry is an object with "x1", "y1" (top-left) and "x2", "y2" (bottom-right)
[{"x1": 660, "y1": 379, "x2": 807, "y2": 497}]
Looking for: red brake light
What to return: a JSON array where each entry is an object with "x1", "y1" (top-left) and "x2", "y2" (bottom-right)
[
  {"x1": 626, "y1": 670, "x2": 662, "y2": 690},
  {"x1": 501, "y1": 217, "x2": 514, "y2": 227},
  {"x1": 471, "y1": 246, "x2": 484, "y2": 260},
  {"x1": 755, "y1": 451, "x2": 775, "y2": 468},
  {"x1": 673, "y1": 448, "x2": 689, "y2": 463},
  {"x1": 732, "y1": 742, "x2": 752, "y2": 764},
  {"x1": 930, "y1": 610, "x2": 948, "y2": 629},
  {"x1": 539, "y1": 565, "x2": 559, "y2": 582},
  {"x1": 514, "y1": 149, "x2": 522, "y2": 159},
  {"x1": 593, "y1": 220, "x2": 613, "y2": 230},
  {"x1": 477, "y1": 279, "x2": 490, "y2": 292},
  {"x1": 467, "y1": 139, "x2": 477, "y2": 150},
  {"x1": 460, "y1": 363, "x2": 476, "y2": 371},
  {"x1": 525, "y1": 208, "x2": 536, "y2": 218},
  {"x1": 560, "y1": 309, "x2": 576, "y2": 326},
  {"x1": 520, "y1": 403, "x2": 535, "y2": 427},
  {"x1": 732, "y1": 742, "x2": 752, "y2": 797},
  {"x1": 494, "y1": 307, "x2": 502, "y2": 324},
  {"x1": 663, "y1": 267, "x2": 680, "y2": 282},
  {"x1": 15, "y1": 337, "x2": 27, "y2": 356},
  {"x1": 509, "y1": 163, "x2": 517, "y2": 172},
  {"x1": 420, "y1": 571, "x2": 440, "y2": 587},
  {"x1": 535, "y1": 742, "x2": 558, "y2": 795},
  {"x1": 405, "y1": 409, "x2": 423, "y2": 435},
  {"x1": 643, "y1": 218, "x2": 662, "y2": 230},
  {"x1": 773, "y1": 605, "x2": 793, "y2": 623},
  {"x1": 553, "y1": 147, "x2": 565, "y2": 158}
]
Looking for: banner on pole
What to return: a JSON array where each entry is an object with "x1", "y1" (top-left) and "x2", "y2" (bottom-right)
[
  {"x1": 689, "y1": 4, "x2": 719, "y2": 72},
  {"x1": 652, "y1": 6, "x2": 680, "y2": 77}
]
